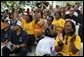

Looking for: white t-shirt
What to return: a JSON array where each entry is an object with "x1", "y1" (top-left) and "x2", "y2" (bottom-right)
[{"x1": 36, "y1": 36, "x2": 55, "y2": 55}]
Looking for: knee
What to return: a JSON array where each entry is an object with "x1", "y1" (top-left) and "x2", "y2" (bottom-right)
[
  {"x1": 20, "y1": 48, "x2": 28, "y2": 56},
  {"x1": 2, "y1": 46, "x2": 10, "y2": 52},
  {"x1": 21, "y1": 48, "x2": 28, "y2": 52},
  {"x1": 2, "y1": 46, "x2": 10, "y2": 56}
]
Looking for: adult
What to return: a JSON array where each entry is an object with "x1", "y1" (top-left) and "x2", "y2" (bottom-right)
[{"x1": 54, "y1": 20, "x2": 81, "y2": 56}]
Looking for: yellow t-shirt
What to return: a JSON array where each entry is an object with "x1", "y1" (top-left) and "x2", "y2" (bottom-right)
[
  {"x1": 54, "y1": 35, "x2": 81, "y2": 56},
  {"x1": 1, "y1": 22, "x2": 4, "y2": 30},
  {"x1": 34, "y1": 19, "x2": 45, "y2": 37},
  {"x1": 21, "y1": 18, "x2": 35, "y2": 35},
  {"x1": 52, "y1": 18, "x2": 65, "y2": 32}
]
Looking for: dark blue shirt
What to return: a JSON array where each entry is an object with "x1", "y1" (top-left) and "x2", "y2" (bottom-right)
[
  {"x1": 10, "y1": 30, "x2": 28, "y2": 45},
  {"x1": 1, "y1": 28, "x2": 13, "y2": 42}
]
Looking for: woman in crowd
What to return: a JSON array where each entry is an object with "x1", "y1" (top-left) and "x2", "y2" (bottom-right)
[
  {"x1": 54, "y1": 20, "x2": 81, "y2": 56},
  {"x1": 52, "y1": 12, "x2": 65, "y2": 34},
  {"x1": 1, "y1": 2, "x2": 83, "y2": 56}
]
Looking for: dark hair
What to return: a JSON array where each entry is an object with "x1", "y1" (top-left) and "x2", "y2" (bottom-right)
[
  {"x1": 9, "y1": 12, "x2": 13, "y2": 16},
  {"x1": 34, "y1": 10, "x2": 43, "y2": 18},
  {"x1": 54, "y1": 12, "x2": 61, "y2": 18},
  {"x1": 5, "y1": 9, "x2": 8, "y2": 13},
  {"x1": 28, "y1": 15, "x2": 33, "y2": 22},
  {"x1": 39, "y1": 10, "x2": 43, "y2": 18},
  {"x1": 44, "y1": 28, "x2": 57, "y2": 38},
  {"x1": 9, "y1": 12, "x2": 14, "y2": 19},
  {"x1": 56, "y1": 5, "x2": 60, "y2": 8},
  {"x1": 75, "y1": 2, "x2": 80, "y2": 7},
  {"x1": 62, "y1": 20, "x2": 76, "y2": 38},
  {"x1": 71, "y1": 5, "x2": 75, "y2": 8},
  {"x1": 48, "y1": 16, "x2": 54, "y2": 21},
  {"x1": 44, "y1": 28, "x2": 52, "y2": 37},
  {"x1": 67, "y1": 7, "x2": 71, "y2": 11},
  {"x1": 66, "y1": 3, "x2": 71, "y2": 6}
]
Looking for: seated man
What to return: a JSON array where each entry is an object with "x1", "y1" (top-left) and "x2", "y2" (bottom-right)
[
  {"x1": 1, "y1": 21, "x2": 13, "y2": 56},
  {"x1": 9, "y1": 25, "x2": 29, "y2": 56}
]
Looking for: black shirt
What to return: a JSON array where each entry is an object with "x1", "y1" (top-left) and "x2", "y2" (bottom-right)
[
  {"x1": 76, "y1": 10, "x2": 81, "y2": 15},
  {"x1": 65, "y1": 14, "x2": 78, "y2": 24},
  {"x1": 10, "y1": 30, "x2": 28, "y2": 45},
  {"x1": 1, "y1": 28, "x2": 13, "y2": 42},
  {"x1": 78, "y1": 14, "x2": 83, "y2": 25}
]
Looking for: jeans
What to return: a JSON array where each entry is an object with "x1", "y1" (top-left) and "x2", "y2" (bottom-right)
[
  {"x1": 11, "y1": 48, "x2": 28, "y2": 56},
  {"x1": 2, "y1": 46, "x2": 10, "y2": 56},
  {"x1": 2, "y1": 46, "x2": 28, "y2": 56}
]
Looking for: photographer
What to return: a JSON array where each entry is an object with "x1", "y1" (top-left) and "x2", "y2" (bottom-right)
[{"x1": 54, "y1": 20, "x2": 81, "y2": 56}]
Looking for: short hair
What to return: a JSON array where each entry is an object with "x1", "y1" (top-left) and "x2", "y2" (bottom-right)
[
  {"x1": 54, "y1": 12, "x2": 61, "y2": 18},
  {"x1": 28, "y1": 15, "x2": 33, "y2": 22},
  {"x1": 34, "y1": 9, "x2": 43, "y2": 18},
  {"x1": 9, "y1": 12, "x2": 14, "y2": 19},
  {"x1": 44, "y1": 28, "x2": 52, "y2": 37},
  {"x1": 44, "y1": 28, "x2": 57, "y2": 38},
  {"x1": 56, "y1": 5, "x2": 60, "y2": 8},
  {"x1": 13, "y1": 25, "x2": 22, "y2": 31},
  {"x1": 48, "y1": 16, "x2": 54, "y2": 21}
]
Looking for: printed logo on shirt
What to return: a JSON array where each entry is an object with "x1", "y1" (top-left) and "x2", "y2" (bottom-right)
[
  {"x1": 5, "y1": 34, "x2": 8, "y2": 38},
  {"x1": 19, "y1": 37, "x2": 22, "y2": 42}
]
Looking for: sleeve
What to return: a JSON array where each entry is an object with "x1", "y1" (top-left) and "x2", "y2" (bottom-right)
[
  {"x1": 36, "y1": 41, "x2": 42, "y2": 52},
  {"x1": 52, "y1": 39, "x2": 56, "y2": 52},
  {"x1": 1, "y1": 22, "x2": 4, "y2": 30},
  {"x1": 74, "y1": 35, "x2": 81, "y2": 50},
  {"x1": 52, "y1": 20, "x2": 55, "y2": 25},
  {"x1": 54, "y1": 36, "x2": 60, "y2": 47}
]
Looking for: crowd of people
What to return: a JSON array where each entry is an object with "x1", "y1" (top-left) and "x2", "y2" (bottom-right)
[{"x1": 1, "y1": 2, "x2": 83, "y2": 56}]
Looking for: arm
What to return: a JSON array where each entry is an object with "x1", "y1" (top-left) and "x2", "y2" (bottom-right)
[
  {"x1": 70, "y1": 35, "x2": 81, "y2": 54},
  {"x1": 11, "y1": 43, "x2": 26, "y2": 50},
  {"x1": 55, "y1": 40, "x2": 63, "y2": 52},
  {"x1": 55, "y1": 45, "x2": 62, "y2": 52},
  {"x1": 70, "y1": 42, "x2": 79, "y2": 54},
  {"x1": 18, "y1": 43, "x2": 26, "y2": 48},
  {"x1": 1, "y1": 39, "x2": 9, "y2": 46},
  {"x1": 54, "y1": 34, "x2": 64, "y2": 52}
]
